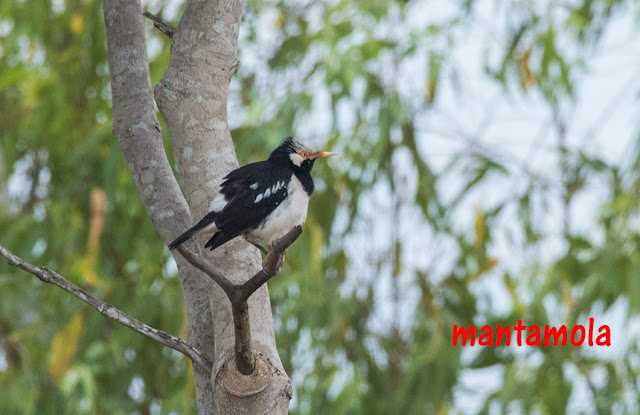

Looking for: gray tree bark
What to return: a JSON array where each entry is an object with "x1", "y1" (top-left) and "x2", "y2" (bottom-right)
[{"x1": 103, "y1": 0, "x2": 291, "y2": 413}]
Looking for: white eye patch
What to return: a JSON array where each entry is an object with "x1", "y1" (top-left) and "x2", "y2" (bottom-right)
[{"x1": 289, "y1": 153, "x2": 305, "y2": 167}]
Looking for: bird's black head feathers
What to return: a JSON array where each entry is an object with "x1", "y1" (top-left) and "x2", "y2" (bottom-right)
[
  {"x1": 267, "y1": 137, "x2": 318, "y2": 196},
  {"x1": 268, "y1": 137, "x2": 317, "y2": 173}
]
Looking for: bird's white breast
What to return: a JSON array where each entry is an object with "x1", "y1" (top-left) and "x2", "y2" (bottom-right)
[{"x1": 248, "y1": 175, "x2": 309, "y2": 245}]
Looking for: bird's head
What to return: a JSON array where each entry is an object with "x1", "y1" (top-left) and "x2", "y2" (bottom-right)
[{"x1": 269, "y1": 137, "x2": 337, "y2": 172}]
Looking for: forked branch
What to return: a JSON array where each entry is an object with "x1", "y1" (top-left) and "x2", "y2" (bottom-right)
[
  {"x1": 175, "y1": 225, "x2": 303, "y2": 375},
  {"x1": 0, "y1": 225, "x2": 302, "y2": 378},
  {"x1": 142, "y1": 11, "x2": 175, "y2": 38}
]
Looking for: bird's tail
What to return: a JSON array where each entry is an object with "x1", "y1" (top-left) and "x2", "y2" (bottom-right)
[{"x1": 168, "y1": 211, "x2": 218, "y2": 250}]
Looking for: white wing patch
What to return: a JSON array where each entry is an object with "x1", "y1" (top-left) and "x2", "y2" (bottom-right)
[
  {"x1": 253, "y1": 179, "x2": 289, "y2": 204},
  {"x1": 250, "y1": 182, "x2": 258, "y2": 190},
  {"x1": 209, "y1": 192, "x2": 227, "y2": 212}
]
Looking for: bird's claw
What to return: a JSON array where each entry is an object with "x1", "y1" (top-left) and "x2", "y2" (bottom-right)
[{"x1": 263, "y1": 250, "x2": 286, "y2": 274}]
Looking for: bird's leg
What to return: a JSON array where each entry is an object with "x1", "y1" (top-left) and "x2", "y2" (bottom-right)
[
  {"x1": 244, "y1": 235, "x2": 269, "y2": 254},
  {"x1": 262, "y1": 243, "x2": 273, "y2": 267},
  {"x1": 245, "y1": 236, "x2": 285, "y2": 271},
  {"x1": 249, "y1": 241, "x2": 269, "y2": 255}
]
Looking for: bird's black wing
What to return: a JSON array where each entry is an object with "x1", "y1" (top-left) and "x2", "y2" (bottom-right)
[{"x1": 204, "y1": 161, "x2": 291, "y2": 250}]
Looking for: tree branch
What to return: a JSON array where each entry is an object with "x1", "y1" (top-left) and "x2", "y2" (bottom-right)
[
  {"x1": 103, "y1": 0, "x2": 216, "y2": 410},
  {"x1": 173, "y1": 225, "x2": 303, "y2": 374},
  {"x1": 176, "y1": 245, "x2": 235, "y2": 298},
  {"x1": 143, "y1": 11, "x2": 175, "y2": 38},
  {"x1": 0, "y1": 243, "x2": 213, "y2": 373},
  {"x1": 239, "y1": 225, "x2": 303, "y2": 302}
]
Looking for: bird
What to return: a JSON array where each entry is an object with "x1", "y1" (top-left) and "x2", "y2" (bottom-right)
[{"x1": 168, "y1": 137, "x2": 336, "y2": 254}]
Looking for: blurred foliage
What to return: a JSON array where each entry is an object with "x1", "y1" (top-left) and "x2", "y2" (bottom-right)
[
  {"x1": 0, "y1": 0, "x2": 191, "y2": 413},
  {"x1": 1, "y1": 0, "x2": 640, "y2": 414}
]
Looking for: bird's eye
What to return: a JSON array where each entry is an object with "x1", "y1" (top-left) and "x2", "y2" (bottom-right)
[{"x1": 300, "y1": 152, "x2": 308, "y2": 158}]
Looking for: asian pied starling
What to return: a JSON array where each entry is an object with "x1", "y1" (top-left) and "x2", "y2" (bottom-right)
[{"x1": 168, "y1": 137, "x2": 336, "y2": 252}]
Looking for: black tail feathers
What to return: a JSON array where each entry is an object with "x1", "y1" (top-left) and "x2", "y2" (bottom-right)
[
  {"x1": 168, "y1": 229, "x2": 196, "y2": 250},
  {"x1": 203, "y1": 230, "x2": 237, "y2": 251},
  {"x1": 168, "y1": 211, "x2": 218, "y2": 250}
]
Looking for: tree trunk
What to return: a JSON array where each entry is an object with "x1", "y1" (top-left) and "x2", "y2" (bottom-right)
[{"x1": 103, "y1": 0, "x2": 291, "y2": 413}]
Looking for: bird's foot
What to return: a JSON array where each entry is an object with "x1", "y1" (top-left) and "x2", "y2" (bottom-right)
[
  {"x1": 263, "y1": 249, "x2": 285, "y2": 273},
  {"x1": 249, "y1": 240, "x2": 269, "y2": 254}
]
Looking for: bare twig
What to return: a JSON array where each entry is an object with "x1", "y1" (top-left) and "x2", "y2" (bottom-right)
[
  {"x1": 176, "y1": 245, "x2": 236, "y2": 298},
  {"x1": 143, "y1": 11, "x2": 175, "y2": 38},
  {"x1": 0, "y1": 243, "x2": 213, "y2": 373},
  {"x1": 238, "y1": 225, "x2": 303, "y2": 302},
  {"x1": 174, "y1": 225, "x2": 303, "y2": 374}
]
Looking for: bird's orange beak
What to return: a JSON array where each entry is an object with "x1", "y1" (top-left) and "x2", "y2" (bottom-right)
[{"x1": 309, "y1": 150, "x2": 338, "y2": 160}]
